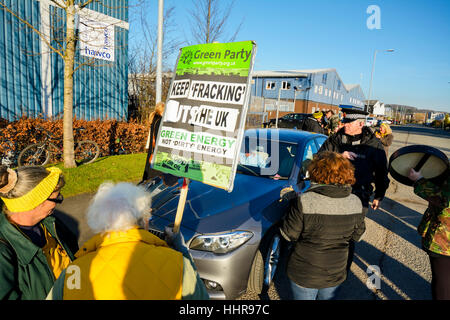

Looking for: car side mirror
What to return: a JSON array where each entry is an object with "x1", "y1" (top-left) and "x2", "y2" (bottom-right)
[{"x1": 298, "y1": 159, "x2": 311, "y2": 183}]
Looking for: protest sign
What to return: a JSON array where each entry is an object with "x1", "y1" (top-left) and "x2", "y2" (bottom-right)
[{"x1": 152, "y1": 41, "x2": 256, "y2": 191}]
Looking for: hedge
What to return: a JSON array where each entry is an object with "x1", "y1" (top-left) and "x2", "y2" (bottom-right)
[{"x1": 0, "y1": 117, "x2": 149, "y2": 165}]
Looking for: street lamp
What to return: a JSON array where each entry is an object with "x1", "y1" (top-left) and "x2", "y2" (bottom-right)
[
  {"x1": 293, "y1": 85, "x2": 303, "y2": 110},
  {"x1": 367, "y1": 49, "x2": 394, "y2": 112},
  {"x1": 275, "y1": 85, "x2": 283, "y2": 128}
]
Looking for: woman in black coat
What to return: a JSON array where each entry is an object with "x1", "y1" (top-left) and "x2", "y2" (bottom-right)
[
  {"x1": 280, "y1": 151, "x2": 365, "y2": 300},
  {"x1": 142, "y1": 102, "x2": 164, "y2": 182},
  {"x1": 141, "y1": 102, "x2": 178, "y2": 186}
]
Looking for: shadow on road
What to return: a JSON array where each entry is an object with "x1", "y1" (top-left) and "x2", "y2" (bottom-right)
[
  {"x1": 367, "y1": 197, "x2": 424, "y2": 249},
  {"x1": 264, "y1": 195, "x2": 432, "y2": 300},
  {"x1": 352, "y1": 240, "x2": 431, "y2": 300}
]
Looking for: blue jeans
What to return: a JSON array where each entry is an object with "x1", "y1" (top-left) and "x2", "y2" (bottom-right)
[{"x1": 289, "y1": 280, "x2": 340, "y2": 300}]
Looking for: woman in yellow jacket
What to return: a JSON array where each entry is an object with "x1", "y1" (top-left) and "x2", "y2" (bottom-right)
[{"x1": 47, "y1": 182, "x2": 208, "y2": 300}]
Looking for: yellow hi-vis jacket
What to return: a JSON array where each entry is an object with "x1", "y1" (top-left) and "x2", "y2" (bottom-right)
[{"x1": 62, "y1": 227, "x2": 184, "y2": 300}]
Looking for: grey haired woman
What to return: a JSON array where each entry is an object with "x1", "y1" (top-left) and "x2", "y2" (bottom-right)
[{"x1": 0, "y1": 165, "x2": 78, "y2": 300}]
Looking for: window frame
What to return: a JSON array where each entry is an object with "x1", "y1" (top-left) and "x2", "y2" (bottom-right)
[{"x1": 265, "y1": 81, "x2": 275, "y2": 90}]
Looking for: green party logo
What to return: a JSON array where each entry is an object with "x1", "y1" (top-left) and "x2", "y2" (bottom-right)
[{"x1": 180, "y1": 50, "x2": 193, "y2": 64}]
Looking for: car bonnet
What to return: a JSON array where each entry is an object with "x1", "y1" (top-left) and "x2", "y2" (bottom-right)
[{"x1": 148, "y1": 174, "x2": 286, "y2": 233}]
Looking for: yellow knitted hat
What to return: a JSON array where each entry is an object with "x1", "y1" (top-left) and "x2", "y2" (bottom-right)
[
  {"x1": 1, "y1": 167, "x2": 62, "y2": 213},
  {"x1": 313, "y1": 111, "x2": 323, "y2": 119}
]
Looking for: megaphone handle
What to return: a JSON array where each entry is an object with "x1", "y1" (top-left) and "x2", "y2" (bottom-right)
[{"x1": 413, "y1": 154, "x2": 431, "y2": 172}]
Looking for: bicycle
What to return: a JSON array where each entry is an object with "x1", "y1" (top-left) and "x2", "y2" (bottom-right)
[
  {"x1": 17, "y1": 128, "x2": 100, "y2": 167},
  {"x1": 1, "y1": 140, "x2": 17, "y2": 168}
]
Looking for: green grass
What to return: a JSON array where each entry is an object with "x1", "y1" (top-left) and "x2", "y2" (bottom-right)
[{"x1": 54, "y1": 153, "x2": 147, "y2": 198}]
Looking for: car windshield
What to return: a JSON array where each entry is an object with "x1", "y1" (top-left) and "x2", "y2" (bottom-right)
[{"x1": 237, "y1": 137, "x2": 297, "y2": 179}]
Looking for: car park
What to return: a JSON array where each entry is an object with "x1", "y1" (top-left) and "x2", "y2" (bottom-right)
[
  {"x1": 376, "y1": 119, "x2": 393, "y2": 126},
  {"x1": 142, "y1": 128, "x2": 327, "y2": 299},
  {"x1": 262, "y1": 113, "x2": 311, "y2": 129},
  {"x1": 365, "y1": 117, "x2": 377, "y2": 127}
]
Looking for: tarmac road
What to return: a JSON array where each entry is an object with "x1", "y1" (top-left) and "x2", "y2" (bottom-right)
[{"x1": 54, "y1": 124, "x2": 448, "y2": 300}]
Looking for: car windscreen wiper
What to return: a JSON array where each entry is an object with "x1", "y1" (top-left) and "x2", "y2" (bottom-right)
[{"x1": 236, "y1": 164, "x2": 259, "y2": 177}]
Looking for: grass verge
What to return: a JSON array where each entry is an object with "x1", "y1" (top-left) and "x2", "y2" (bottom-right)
[{"x1": 55, "y1": 153, "x2": 147, "y2": 198}]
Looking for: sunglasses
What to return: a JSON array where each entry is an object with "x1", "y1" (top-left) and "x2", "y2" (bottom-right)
[{"x1": 47, "y1": 193, "x2": 64, "y2": 204}]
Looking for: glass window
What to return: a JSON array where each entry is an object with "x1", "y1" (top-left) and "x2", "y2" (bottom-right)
[
  {"x1": 265, "y1": 81, "x2": 275, "y2": 90},
  {"x1": 282, "y1": 81, "x2": 291, "y2": 90},
  {"x1": 322, "y1": 73, "x2": 327, "y2": 84},
  {"x1": 302, "y1": 140, "x2": 318, "y2": 163},
  {"x1": 238, "y1": 137, "x2": 298, "y2": 179},
  {"x1": 315, "y1": 136, "x2": 327, "y2": 149}
]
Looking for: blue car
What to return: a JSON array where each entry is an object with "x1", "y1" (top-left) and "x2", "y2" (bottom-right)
[{"x1": 143, "y1": 128, "x2": 327, "y2": 299}]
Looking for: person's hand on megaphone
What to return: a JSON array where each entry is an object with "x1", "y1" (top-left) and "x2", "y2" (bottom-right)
[{"x1": 408, "y1": 168, "x2": 423, "y2": 182}]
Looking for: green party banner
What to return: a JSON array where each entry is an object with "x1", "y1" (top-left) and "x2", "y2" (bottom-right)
[{"x1": 152, "y1": 41, "x2": 257, "y2": 191}]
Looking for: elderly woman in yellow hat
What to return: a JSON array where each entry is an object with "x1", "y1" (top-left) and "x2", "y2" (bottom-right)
[{"x1": 0, "y1": 165, "x2": 78, "y2": 300}]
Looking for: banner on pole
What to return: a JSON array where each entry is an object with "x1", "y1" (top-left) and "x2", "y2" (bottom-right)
[{"x1": 152, "y1": 41, "x2": 257, "y2": 191}]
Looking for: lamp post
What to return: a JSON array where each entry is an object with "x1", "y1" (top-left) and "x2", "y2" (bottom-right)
[
  {"x1": 275, "y1": 86, "x2": 282, "y2": 128},
  {"x1": 155, "y1": 0, "x2": 164, "y2": 104},
  {"x1": 367, "y1": 49, "x2": 394, "y2": 112},
  {"x1": 293, "y1": 85, "x2": 302, "y2": 111}
]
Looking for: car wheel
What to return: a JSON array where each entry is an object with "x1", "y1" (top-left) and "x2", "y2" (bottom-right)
[{"x1": 247, "y1": 228, "x2": 282, "y2": 294}]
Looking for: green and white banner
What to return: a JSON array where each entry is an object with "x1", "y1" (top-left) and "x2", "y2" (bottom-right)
[{"x1": 152, "y1": 41, "x2": 256, "y2": 191}]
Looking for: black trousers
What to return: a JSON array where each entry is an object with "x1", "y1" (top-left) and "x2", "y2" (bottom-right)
[{"x1": 429, "y1": 254, "x2": 450, "y2": 300}]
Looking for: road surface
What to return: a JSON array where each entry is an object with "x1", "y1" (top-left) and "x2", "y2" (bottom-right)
[{"x1": 238, "y1": 124, "x2": 449, "y2": 300}]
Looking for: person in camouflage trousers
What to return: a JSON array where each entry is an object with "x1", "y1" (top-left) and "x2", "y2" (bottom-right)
[
  {"x1": 409, "y1": 167, "x2": 450, "y2": 300},
  {"x1": 324, "y1": 110, "x2": 340, "y2": 136}
]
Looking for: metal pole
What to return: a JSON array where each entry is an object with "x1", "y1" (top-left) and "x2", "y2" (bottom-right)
[
  {"x1": 156, "y1": 0, "x2": 164, "y2": 104},
  {"x1": 293, "y1": 89, "x2": 297, "y2": 112},
  {"x1": 367, "y1": 50, "x2": 377, "y2": 112},
  {"x1": 275, "y1": 87, "x2": 281, "y2": 128}
]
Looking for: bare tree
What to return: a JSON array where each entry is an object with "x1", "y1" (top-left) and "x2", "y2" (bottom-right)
[
  {"x1": 0, "y1": 0, "x2": 127, "y2": 168},
  {"x1": 187, "y1": 0, "x2": 243, "y2": 44},
  {"x1": 128, "y1": 1, "x2": 181, "y2": 123}
]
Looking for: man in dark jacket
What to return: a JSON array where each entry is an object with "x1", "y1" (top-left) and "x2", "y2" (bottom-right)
[
  {"x1": 301, "y1": 111, "x2": 326, "y2": 134},
  {"x1": 318, "y1": 108, "x2": 390, "y2": 212}
]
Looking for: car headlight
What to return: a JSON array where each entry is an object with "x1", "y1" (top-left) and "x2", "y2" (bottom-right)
[{"x1": 189, "y1": 231, "x2": 253, "y2": 254}]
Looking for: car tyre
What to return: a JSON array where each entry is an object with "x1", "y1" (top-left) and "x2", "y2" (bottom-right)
[{"x1": 247, "y1": 227, "x2": 282, "y2": 294}]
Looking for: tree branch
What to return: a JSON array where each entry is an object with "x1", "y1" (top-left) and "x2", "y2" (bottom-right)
[
  {"x1": 49, "y1": 0, "x2": 66, "y2": 8},
  {"x1": 79, "y1": 0, "x2": 96, "y2": 9},
  {"x1": 0, "y1": 1, "x2": 65, "y2": 59}
]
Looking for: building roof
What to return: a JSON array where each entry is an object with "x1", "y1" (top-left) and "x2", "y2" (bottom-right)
[
  {"x1": 252, "y1": 68, "x2": 335, "y2": 78},
  {"x1": 344, "y1": 84, "x2": 360, "y2": 91}
]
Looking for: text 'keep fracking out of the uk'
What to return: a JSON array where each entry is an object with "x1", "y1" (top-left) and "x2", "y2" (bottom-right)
[{"x1": 165, "y1": 79, "x2": 246, "y2": 132}]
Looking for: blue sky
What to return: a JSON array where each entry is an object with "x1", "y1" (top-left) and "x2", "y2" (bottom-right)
[{"x1": 129, "y1": 0, "x2": 450, "y2": 113}]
